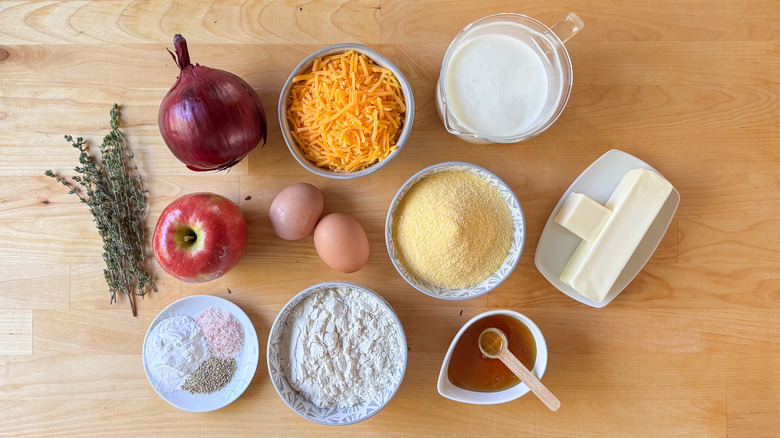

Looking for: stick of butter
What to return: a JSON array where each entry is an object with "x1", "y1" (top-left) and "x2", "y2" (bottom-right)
[
  {"x1": 560, "y1": 168, "x2": 673, "y2": 303},
  {"x1": 555, "y1": 193, "x2": 612, "y2": 242}
]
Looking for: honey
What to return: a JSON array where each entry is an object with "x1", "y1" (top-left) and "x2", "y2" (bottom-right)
[{"x1": 447, "y1": 314, "x2": 536, "y2": 392}]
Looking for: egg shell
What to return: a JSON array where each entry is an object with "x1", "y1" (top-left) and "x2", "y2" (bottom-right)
[
  {"x1": 313, "y1": 213, "x2": 370, "y2": 273},
  {"x1": 269, "y1": 183, "x2": 324, "y2": 240}
]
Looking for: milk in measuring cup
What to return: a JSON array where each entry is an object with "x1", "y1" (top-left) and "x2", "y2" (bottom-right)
[{"x1": 444, "y1": 32, "x2": 558, "y2": 138}]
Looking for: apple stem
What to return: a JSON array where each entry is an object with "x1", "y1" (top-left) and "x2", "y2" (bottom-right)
[{"x1": 183, "y1": 234, "x2": 197, "y2": 242}]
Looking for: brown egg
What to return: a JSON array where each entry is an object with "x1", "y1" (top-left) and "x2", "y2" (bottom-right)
[
  {"x1": 313, "y1": 213, "x2": 370, "y2": 273},
  {"x1": 269, "y1": 183, "x2": 324, "y2": 240}
]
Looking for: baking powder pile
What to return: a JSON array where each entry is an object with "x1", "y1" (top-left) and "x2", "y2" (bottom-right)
[
  {"x1": 282, "y1": 286, "x2": 401, "y2": 408},
  {"x1": 144, "y1": 315, "x2": 209, "y2": 394}
]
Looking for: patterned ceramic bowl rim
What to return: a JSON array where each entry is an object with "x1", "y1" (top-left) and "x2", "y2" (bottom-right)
[
  {"x1": 385, "y1": 162, "x2": 525, "y2": 300},
  {"x1": 278, "y1": 43, "x2": 415, "y2": 179},
  {"x1": 266, "y1": 281, "x2": 408, "y2": 425}
]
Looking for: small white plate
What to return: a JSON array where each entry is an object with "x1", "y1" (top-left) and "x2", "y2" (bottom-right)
[
  {"x1": 142, "y1": 295, "x2": 260, "y2": 412},
  {"x1": 534, "y1": 149, "x2": 680, "y2": 308}
]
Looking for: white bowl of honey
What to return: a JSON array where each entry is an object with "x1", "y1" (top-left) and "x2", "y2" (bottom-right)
[{"x1": 437, "y1": 310, "x2": 548, "y2": 404}]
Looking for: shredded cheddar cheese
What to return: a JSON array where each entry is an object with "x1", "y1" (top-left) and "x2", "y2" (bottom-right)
[{"x1": 286, "y1": 50, "x2": 406, "y2": 172}]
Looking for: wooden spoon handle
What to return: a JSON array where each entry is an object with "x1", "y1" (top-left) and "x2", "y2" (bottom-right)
[{"x1": 499, "y1": 352, "x2": 561, "y2": 411}]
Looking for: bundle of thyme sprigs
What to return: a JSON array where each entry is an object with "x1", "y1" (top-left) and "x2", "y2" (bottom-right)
[{"x1": 45, "y1": 104, "x2": 155, "y2": 316}]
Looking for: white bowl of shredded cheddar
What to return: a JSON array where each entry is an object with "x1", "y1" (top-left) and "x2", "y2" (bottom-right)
[
  {"x1": 385, "y1": 162, "x2": 525, "y2": 300},
  {"x1": 279, "y1": 44, "x2": 414, "y2": 179}
]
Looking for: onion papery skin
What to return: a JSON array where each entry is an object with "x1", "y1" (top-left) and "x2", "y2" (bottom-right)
[{"x1": 159, "y1": 35, "x2": 267, "y2": 172}]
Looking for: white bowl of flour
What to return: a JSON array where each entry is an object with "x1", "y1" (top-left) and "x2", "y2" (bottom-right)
[{"x1": 267, "y1": 281, "x2": 407, "y2": 425}]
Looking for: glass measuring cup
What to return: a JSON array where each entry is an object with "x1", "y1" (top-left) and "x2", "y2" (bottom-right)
[{"x1": 435, "y1": 13, "x2": 583, "y2": 144}]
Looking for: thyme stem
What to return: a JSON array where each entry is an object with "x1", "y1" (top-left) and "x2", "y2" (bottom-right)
[{"x1": 45, "y1": 104, "x2": 155, "y2": 316}]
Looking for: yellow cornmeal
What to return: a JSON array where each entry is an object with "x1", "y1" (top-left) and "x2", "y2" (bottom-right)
[{"x1": 392, "y1": 170, "x2": 513, "y2": 289}]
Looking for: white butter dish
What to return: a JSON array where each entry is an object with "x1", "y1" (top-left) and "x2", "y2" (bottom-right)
[{"x1": 534, "y1": 149, "x2": 680, "y2": 308}]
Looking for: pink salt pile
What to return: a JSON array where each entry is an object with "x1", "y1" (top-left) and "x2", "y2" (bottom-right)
[{"x1": 195, "y1": 307, "x2": 245, "y2": 360}]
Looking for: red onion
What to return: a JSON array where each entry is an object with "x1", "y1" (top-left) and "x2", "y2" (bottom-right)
[{"x1": 159, "y1": 34, "x2": 267, "y2": 171}]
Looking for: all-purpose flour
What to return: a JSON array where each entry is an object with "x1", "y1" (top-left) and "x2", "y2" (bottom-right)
[
  {"x1": 282, "y1": 286, "x2": 401, "y2": 408},
  {"x1": 144, "y1": 315, "x2": 210, "y2": 394}
]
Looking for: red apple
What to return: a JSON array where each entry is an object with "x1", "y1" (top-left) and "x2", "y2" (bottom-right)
[{"x1": 153, "y1": 192, "x2": 247, "y2": 283}]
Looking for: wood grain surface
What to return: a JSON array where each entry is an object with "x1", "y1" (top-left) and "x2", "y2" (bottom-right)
[{"x1": 1, "y1": 0, "x2": 779, "y2": 436}]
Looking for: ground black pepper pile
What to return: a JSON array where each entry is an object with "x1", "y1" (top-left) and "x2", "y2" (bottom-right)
[{"x1": 181, "y1": 357, "x2": 237, "y2": 394}]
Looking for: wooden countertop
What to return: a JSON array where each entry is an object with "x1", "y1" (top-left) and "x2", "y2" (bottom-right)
[{"x1": 1, "y1": 1, "x2": 778, "y2": 436}]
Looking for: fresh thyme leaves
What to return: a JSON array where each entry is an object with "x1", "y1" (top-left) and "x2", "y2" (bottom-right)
[{"x1": 45, "y1": 104, "x2": 156, "y2": 316}]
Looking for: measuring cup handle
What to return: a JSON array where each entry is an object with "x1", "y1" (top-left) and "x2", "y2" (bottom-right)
[{"x1": 550, "y1": 12, "x2": 584, "y2": 44}]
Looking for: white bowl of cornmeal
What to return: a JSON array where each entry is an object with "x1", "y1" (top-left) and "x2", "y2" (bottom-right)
[{"x1": 386, "y1": 162, "x2": 525, "y2": 300}]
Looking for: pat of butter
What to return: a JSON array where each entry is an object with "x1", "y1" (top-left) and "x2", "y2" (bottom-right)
[
  {"x1": 560, "y1": 168, "x2": 673, "y2": 303},
  {"x1": 555, "y1": 193, "x2": 612, "y2": 242}
]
